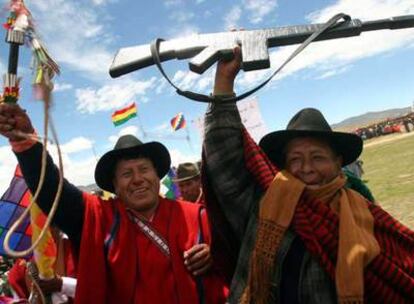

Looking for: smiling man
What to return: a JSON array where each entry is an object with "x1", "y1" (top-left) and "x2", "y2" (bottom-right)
[
  {"x1": 0, "y1": 104, "x2": 228, "y2": 304},
  {"x1": 203, "y1": 47, "x2": 414, "y2": 304}
]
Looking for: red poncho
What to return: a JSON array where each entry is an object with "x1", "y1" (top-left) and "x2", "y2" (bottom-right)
[{"x1": 75, "y1": 194, "x2": 227, "y2": 304}]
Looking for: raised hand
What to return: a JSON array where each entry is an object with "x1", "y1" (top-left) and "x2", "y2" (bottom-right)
[
  {"x1": 0, "y1": 103, "x2": 34, "y2": 141},
  {"x1": 213, "y1": 46, "x2": 242, "y2": 96}
]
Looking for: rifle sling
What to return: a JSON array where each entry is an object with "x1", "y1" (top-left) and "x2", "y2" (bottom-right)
[{"x1": 150, "y1": 13, "x2": 351, "y2": 103}]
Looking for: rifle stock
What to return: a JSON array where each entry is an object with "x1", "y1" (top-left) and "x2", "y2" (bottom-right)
[{"x1": 109, "y1": 14, "x2": 414, "y2": 78}]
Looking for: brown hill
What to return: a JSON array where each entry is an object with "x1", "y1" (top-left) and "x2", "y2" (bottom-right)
[{"x1": 332, "y1": 106, "x2": 412, "y2": 132}]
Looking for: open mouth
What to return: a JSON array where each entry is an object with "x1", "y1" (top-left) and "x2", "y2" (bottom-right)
[{"x1": 132, "y1": 188, "x2": 148, "y2": 195}]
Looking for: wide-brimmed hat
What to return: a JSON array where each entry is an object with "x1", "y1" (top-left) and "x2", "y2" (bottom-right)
[
  {"x1": 94, "y1": 134, "x2": 171, "y2": 193},
  {"x1": 259, "y1": 108, "x2": 362, "y2": 168},
  {"x1": 172, "y1": 162, "x2": 200, "y2": 182}
]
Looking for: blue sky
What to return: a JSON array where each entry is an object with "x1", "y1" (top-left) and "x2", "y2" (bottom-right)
[{"x1": 0, "y1": 0, "x2": 413, "y2": 190}]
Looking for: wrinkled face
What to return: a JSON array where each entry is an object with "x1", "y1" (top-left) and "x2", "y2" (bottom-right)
[
  {"x1": 177, "y1": 177, "x2": 201, "y2": 202},
  {"x1": 113, "y1": 157, "x2": 160, "y2": 217},
  {"x1": 284, "y1": 137, "x2": 342, "y2": 186}
]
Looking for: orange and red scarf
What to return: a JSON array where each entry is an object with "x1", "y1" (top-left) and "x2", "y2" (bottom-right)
[{"x1": 240, "y1": 128, "x2": 414, "y2": 303}]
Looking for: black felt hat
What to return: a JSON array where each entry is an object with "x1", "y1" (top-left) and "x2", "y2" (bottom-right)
[
  {"x1": 94, "y1": 134, "x2": 171, "y2": 193},
  {"x1": 172, "y1": 162, "x2": 200, "y2": 182},
  {"x1": 259, "y1": 108, "x2": 362, "y2": 168}
]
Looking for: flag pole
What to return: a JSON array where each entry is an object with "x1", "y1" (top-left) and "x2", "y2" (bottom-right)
[
  {"x1": 136, "y1": 112, "x2": 148, "y2": 139},
  {"x1": 185, "y1": 126, "x2": 194, "y2": 152},
  {"x1": 91, "y1": 143, "x2": 99, "y2": 162}
]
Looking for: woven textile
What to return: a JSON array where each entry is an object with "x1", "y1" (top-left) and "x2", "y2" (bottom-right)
[{"x1": 241, "y1": 127, "x2": 414, "y2": 303}]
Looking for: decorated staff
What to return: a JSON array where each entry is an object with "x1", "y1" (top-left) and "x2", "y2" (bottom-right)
[
  {"x1": 1, "y1": 1, "x2": 63, "y2": 303},
  {"x1": 2, "y1": 0, "x2": 28, "y2": 104}
]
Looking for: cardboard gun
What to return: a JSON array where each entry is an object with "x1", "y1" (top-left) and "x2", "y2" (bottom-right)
[{"x1": 110, "y1": 14, "x2": 414, "y2": 78}]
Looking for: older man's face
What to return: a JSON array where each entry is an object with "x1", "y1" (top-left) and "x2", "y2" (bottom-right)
[
  {"x1": 285, "y1": 137, "x2": 342, "y2": 186},
  {"x1": 177, "y1": 177, "x2": 201, "y2": 202},
  {"x1": 113, "y1": 157, "x2": 160, "y2": 218}
]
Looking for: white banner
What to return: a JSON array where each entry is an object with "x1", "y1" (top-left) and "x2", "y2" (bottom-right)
[{"x1": 192, "y1": 97, "x2": 268, "y2": 142}]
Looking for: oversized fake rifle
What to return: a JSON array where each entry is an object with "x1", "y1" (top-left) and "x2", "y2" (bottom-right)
[
  {"x1": 110, "y1": 14, "x2": 414, "y2": 76},
  {"x1": 109, "y1": 14, "x2": 414, "y2": 102}
]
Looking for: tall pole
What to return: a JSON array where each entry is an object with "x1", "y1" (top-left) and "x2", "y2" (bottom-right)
[
  {"x1": 3, "y1": 14, "x2": 26, "y2": 104},
  {"x1": 136, "y1": 112, "x2": 148, "y2": 139},
  {"x1": 185, "y1": 126, "x2": 194, "y2": 152}
]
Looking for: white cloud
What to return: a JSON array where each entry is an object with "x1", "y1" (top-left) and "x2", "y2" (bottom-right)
[
  {"x1": 223, "y1": 0, "x2": 276, "y2": 30},
  {"x1": 307, "y1": 0, "x2": 414, "y2": 22},
  {"x1": 0, "y1": 60, "x2": 4, "y2": 76},
  {"x1": 54, "y1": 82, "x2": 73, "y2": 92},
  {"x1": 59, "y1": 137, "x2": 94, "y2": 154},
  {"x1": 113, "y1": 124, "x2": 187, "y2": 147},
  {"x1": 46, "y1": 136, "x2": 97, "y2": 186},
  {"x1": 168, "y1": 25, "x2": 200, "y2": 39},
  {"x1": 172, "y1": 70, "x2": 200, "y2": 90},
  {"x1": 0, "y1": 146, "x2": 18, "y2": 193},
  {"x1": 118, "y1": 126, "x2": 140, "y2": 137},
  {"x1": 225, "y1": 6, "x2": 242, "y2": 30},
  {"x1": 141, "y1": 96, "x2": 150, "y2": 103},
  {"x1": 108, "y1": 126, "x2": 140, "y2": 145},
  {"x1": 169, "y1": 148, "x2": 200, "y2": 167},
  {"x1": 155, "y1": 79, "x2": 168, "y2": 95},
  {"x1": 161, "y1": 0, "x2": 200, "y2": 39},
  {"x1": 47, "y1": 145, "x2": 97, "y2": 186},
  {"x1": 170, "y1": 11, "x2": 195, "y2": 23},
  {"x1": 235, "y1": 0, "x2": 414, "y2": 90},
  {"x1": 171, "y1": 69, "x2": 214, "y2": 92},
  {"x1": 63, "y1": 156, "x2": 97, "y2": 186},
  {"x1": 29, "y1": 0, "x2": 114, "y2": 79},
  {"x1": 75, "y1": 77, "x2": 157, "y2": 113},
  {"x1": 244, "y1": 0, "x2": 278, "y2": 24},
  {"x1": 152, "y1": 122, "x2": 170, "y2": 133},
  {"x1": 316, "y1": 65, "x2": 352, "y2": 79},
  {"x1": 0, "y1": 135, "x2": 199, "y2": 191},
  {"x1": 164, "y1": 0, "x2": 182, "y2": 7},
  {"x1": 0, "y1": 137, "x2": 98, "y2": 192},
  {"x1": 91, "y1": 0, "x2": 112, "y2": 5},
  {"x1": 136, "y1": 121, "x2": 194, "y2": 143}
]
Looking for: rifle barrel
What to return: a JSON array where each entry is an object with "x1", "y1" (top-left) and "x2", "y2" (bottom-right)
[
  {"x1": 361, "y1": 15, "x2": 414, "y2": 32},
  {"x1": 109, "y1": 14, "x2": 414, "y2": 78}
]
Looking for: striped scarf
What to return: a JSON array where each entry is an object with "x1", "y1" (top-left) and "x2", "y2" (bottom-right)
[{"x1": 240, "y1": 128, "x2": 414, "y2": 303}]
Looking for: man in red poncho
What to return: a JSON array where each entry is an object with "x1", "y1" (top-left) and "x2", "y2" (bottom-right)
[{"x1": 0, "y1": 102, "x2": 228, "y2": 304}]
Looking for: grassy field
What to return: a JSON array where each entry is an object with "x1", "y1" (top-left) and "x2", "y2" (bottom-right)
[{"x1": 361, "y1": 132, "x2": 414, "y2": 229}]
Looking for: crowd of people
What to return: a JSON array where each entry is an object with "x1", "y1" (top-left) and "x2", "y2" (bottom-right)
[
  {"x1": 0, "y1": 47, "x2": 413, "y2": 303},
  {"x1": 354, "y1": 113, "x2": 414, "y2": 140}
]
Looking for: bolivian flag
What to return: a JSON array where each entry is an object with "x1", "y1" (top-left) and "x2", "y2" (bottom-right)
[{"x1": 111, "y1": 103, "x2": 137, "y2": 126}]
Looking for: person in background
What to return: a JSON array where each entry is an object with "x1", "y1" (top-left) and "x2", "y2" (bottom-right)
[
  {"x1": 7, "y1": 228, "x2": 77, "y2": 304},
  {"x1": 174, "y1": 162, "x2": 204, "y2": 204}
]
